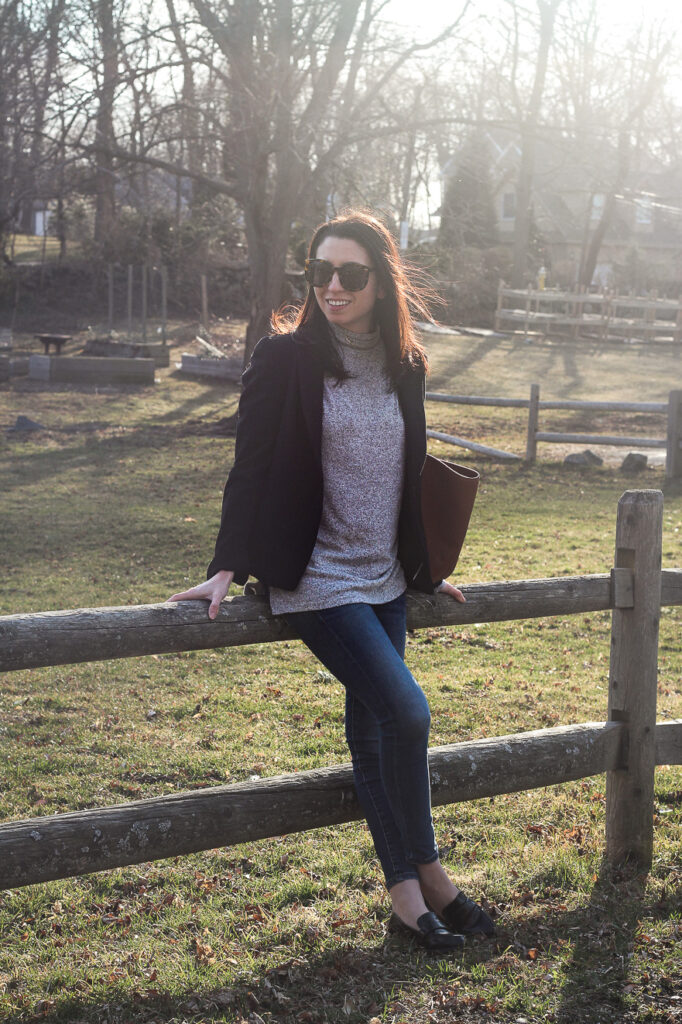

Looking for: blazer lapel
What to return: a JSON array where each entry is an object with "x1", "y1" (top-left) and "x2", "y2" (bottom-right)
[
  {"x1": 398, "y1": 370, "x2": 427, "y2": 479},
  {"x1": 295, "y1": 339, "x2": 323, "y2": 468}
]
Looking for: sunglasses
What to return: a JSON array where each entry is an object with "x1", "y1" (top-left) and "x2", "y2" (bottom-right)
[{"x1": 304, "y1": 259, "x2": 374, "y2": 291}]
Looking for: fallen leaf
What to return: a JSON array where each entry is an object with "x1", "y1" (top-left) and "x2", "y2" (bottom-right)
[{"x1": 194, "y1": 939, "x2": 216, "y2": 965}]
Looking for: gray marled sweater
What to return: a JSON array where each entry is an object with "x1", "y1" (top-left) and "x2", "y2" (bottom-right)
[{"x1": 268, "y1": 324, "x2": 406, "y2": 614}]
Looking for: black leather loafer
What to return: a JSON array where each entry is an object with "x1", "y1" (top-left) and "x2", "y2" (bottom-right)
[
  {"x1": 389, "y1": 910, "x2": 465, "y2": 951},
  {"x1": 438, "y1": 891, "x2": 495, "y2": 937}
]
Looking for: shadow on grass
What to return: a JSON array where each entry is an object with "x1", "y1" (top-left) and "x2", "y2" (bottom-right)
[
  {"x1": 527, "y1": 859, "x2": 679, "y2": 1024},
  {"x1": 1, "y1": 407, "x2": 238, "y2": 498},
  {"x1": 5, "y1": 934, "x2": 498, "y2": 1024},
  {"x1": 6, "y1": 373, "x2": 237, "y2": 427},
  {"x1": 428, "y1": 335, "x2": 506, "y2": 391},
  {"x1": 3, "y1": 865, "x2": 679, "y2": 1024},
  {"x1": 559, "y1": 345, "x2": 583, "y2": 394}
]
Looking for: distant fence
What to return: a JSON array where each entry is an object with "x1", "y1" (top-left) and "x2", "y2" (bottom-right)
[
  {"x1": 0, "y1": 491, "x2": 680, "y2": 890},
  {"x1": 495, "y1": 284, "x2": 682, "y2": 343},
  {"x1": 426, "y1": 387, "x2": 682, "y2": 476}
]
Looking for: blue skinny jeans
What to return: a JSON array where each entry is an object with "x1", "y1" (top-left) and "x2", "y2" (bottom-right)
[{"x1": 284, "y1": 592, "x2": 439, "y2": 888}]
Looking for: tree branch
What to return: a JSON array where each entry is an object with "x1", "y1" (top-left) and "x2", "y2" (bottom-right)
[{"x1": 76, "y1": 140, "x2": 243, "y2": 202}]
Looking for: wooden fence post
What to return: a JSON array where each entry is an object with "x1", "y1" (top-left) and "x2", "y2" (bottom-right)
[
  {"x1": 665, "y1": 389, "x2": 682, "y2": 479},
  {"x1": 127, "y1": 264, "x2": 133, "y2": 338},
  {"x1": 141, "y1": 263, "x2": 147, "y2": 340},
  {"x1": 107, "y1": 264, "x2": 114, "y2": 334},
  {"x1": 494, "y1": 280, "x2": 504, "y2": 332},
  {"x1": 606, "y1": 489, "x2": 663, "y2": 868},
  {"x1": 161, "y1": 265, "x2": 168, "y2": 345},
  {"x1": 525, "y1": 383, "x2": 540, "y2": 462},
  {"x1": 201, "y1": 274, "x2": 209, "y2": 336},
  {"x1": 524, "y1": 285, "x2": 531, "y2": 335}
]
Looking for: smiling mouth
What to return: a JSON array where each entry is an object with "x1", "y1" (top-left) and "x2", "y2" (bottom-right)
[{"x1": 326, "y1": 299, "x2": 351, "y2": 308}]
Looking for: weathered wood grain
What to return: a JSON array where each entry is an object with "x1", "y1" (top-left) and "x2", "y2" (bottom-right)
[
  {"x1": 666, "y1": 390, "x2": 682, "y2": 479},
  {"x1": 660, "y1": 567, "x2": 682, "y2": 605},
  {"x1": 426, "y1": 391, "x2": 667, "y2": 413},
  {"x1": 4, "y1": 570, "x2": 679, "y2": 675},
  {"x1": 536, "y1": 432, "x2": 665, "y2": 448},
  {"x1": 426, "y1": 429, "x2": 520, "y2": 461},
  {"x1": 0, "y1": 575, "x2": 617, "y2": 672},
  {"x1": 655, "y1": 721, "x2": 682, "y2": 765},
  {"x1": 606, "y1": 489, "x2": 663, "y2": 868},
  {"x1": 0, "y1": 722, "x2": 623, "y2": 890},
  {"x1": 526, "y1": 382, "x2": 540, "y2": 462},
  {"x1": 426, "y1": 392, "x2": 530, "y2": 409},
  {"x1": 539, "y1": 399, "x2": 667, "y2": 413}
]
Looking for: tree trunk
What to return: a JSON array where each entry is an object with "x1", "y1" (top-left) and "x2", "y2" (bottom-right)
[
  {"x1": 94, "y1": 0, "x2": 118, "y2": 244},
  {"x1": 511, "y1": 0, "x2": 561, "y2": 287},
  {"x1": 579, "y1": 132, "x2": 629, "y2": 290},
  {"x1": 166, "y1": 0, "x2": 199, "y2": 211},
  {"x1": 242, "y1": 194, "x2": 296, "y2": 365},
  {"x1": 23, "y1": 0, "x2": 66, "y2": 234}
]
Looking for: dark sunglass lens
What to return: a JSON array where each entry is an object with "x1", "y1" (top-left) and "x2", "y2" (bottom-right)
[
  {"x1": 305, "y1": 260, "x2": 370, "y2": 290},
  {"x1": 305, "y1": 260, "x2": 333, "y2": 286},
  {"x1": 338, "y1": 263, "x2": 370, "y2": 291}
]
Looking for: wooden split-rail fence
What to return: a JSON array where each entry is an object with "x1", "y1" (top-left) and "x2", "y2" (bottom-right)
[
  {"x1": 426, "y1": 387, "x2": 682, "y2": 475},
  {"x1": 494, "y1": 284, "x2": 682, "y2": 343},
  {"x1": 0, "y1": 490, "x2": 680, "y2": 891}
]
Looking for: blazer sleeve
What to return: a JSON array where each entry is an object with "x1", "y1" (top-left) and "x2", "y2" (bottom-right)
[{"x1": 207, "y1": 336, "x2": 289, "y2": 582}]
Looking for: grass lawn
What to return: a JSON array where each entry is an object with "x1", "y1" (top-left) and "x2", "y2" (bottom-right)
[
  {"x1": 0, "y1": 330, "x2": 680, "y2": 1023},
  {"x1": 9, "y1": 235, "x2": 67, "y2": 264}
]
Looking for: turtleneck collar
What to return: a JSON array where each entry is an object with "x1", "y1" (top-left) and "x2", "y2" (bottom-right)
[{"x1": 330, "y1": 321, "x2": 381, "y2": 351}]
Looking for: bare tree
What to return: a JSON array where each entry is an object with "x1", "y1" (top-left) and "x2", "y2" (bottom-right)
[
  {"x1": 502, "y1": 0, "x2": 564, "y2": 286},
  {"x1": 92, "y1": 0, "x2": 120, "y2": 241},
  {"x1": 142, "y1": 0, "x2": 466, "y2": 360},
  {"x1": 17, "y1": 0, "x2": 67, "y2": 233},
  {"x1": 574, "y1": 29, "x2": 673, "y2": 288},
  {"x1": 0, "y1": 0, "x2": 69, "y2": 256}
]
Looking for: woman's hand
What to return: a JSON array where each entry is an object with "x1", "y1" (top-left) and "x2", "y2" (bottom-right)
[
  {"x1": 436, "y1": 580, "x2": 466, "y2": 603},
  {"x1": 168, "y1": 570, "x2": 234, "y2": 620}
]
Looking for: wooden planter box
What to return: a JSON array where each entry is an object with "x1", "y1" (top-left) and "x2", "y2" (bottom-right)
[
  {"x1": 179, "y1": 353, "x2": 242, "y2": 382},
  {"x1": 83, "y1": 338, "x2": 170, "y2": 367},
  {"x1": 0, "y1": 354, "x2": 31, "y2": 381},
  {"x1": 29, "y1": 355, "x2": 155, "y2": 385}
]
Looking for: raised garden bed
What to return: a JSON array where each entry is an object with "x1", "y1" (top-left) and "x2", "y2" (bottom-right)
[
  {"x1": 0, "y1": 353, "x2": 31, "y2": 381},
  {"x1": 82, "y1": 337, "x2": 170, "y2": 367},
  {"x1": 29, "y1": 354, "x2": 155, "y2": 385},
  {"x1": 178, "y1": 353, "x2": 242, "y2": 382}
]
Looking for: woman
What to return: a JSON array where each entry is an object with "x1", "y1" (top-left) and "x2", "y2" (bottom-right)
[{"x1": 169, "y1": 211, "x2": 494, "y2": 951}]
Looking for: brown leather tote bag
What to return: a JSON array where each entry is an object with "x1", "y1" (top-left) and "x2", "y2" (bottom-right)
[{"x1": 420, "y1": 454, "x2": 480, "y2": 582}]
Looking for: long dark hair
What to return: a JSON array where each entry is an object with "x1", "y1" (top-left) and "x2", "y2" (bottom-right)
[{"x1": 272, "y1": 210, "x2": 436, "y2": 382}]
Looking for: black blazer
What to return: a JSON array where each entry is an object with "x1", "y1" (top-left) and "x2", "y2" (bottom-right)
[{"x1": 207, "y1": 325, "x2": 436, "y2": 594}]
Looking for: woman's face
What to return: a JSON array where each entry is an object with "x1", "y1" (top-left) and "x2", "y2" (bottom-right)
[{"x1": 312, "y1": 236, "x2": 384, "y2": 335}]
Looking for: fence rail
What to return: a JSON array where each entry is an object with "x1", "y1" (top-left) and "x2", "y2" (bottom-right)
[
  {"x1": 0, "y1": 723, "x2": 626, "y2": 890},
  {"x1": 494, "y1": 284, "x2": 682, "y2": 343},
  {"x1": 4, "y1": 571, "x2": 682, "y2": 673},
  {"x1": 426, "y1": 392, "x2": 668, "y2": 414},
  {"x1": 1, "y1": 491, "x2": 680, "y2": 888},
  {"x1": 425, "y1": 387, "x2": 682, "y2": 476}
]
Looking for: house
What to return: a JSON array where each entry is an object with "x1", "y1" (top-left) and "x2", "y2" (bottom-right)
[{"x1": 458, "y1": 131, "x2": 682, "y2": 292}]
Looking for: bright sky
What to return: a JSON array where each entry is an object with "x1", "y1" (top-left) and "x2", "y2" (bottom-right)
[
  {"x1": 385, "y1": 0, "x2": 678, "y2": 40},
  {"x1": 382, "y1": 0, "x2": 680, "y2": 228}
]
